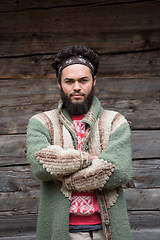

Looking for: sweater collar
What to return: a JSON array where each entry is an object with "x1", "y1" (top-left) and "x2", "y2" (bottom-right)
[
  {"x1": 57, "y1": 96, "x2": 103, "y2": 126},
  {"x1": 57, "y1": 97, "x2": 104, "y2": 150}
]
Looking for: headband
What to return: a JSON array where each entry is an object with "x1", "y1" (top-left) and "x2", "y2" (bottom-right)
[{"x1": 57, "y1": 55, "x2": 94, "y2": 78}]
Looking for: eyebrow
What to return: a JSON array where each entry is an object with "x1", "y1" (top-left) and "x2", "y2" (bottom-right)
[
  {"x1": 64, "y1": 78, "x2": 73, "y2": 81},
  {"x1": 80, "y1": 76, "x2": 89, "y2": 80},
  {"x1": 64, "y1": 76, "x2": 89, "y2": 81}
]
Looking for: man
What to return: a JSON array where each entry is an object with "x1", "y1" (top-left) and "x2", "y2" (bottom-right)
[{"x1": 27, "y1": 45, "x2": 132, "y2": 240}]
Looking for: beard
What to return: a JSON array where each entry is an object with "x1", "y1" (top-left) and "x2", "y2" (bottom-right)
[{"x1": 60, "y1": 86, "x2": 94, "y2": 116}]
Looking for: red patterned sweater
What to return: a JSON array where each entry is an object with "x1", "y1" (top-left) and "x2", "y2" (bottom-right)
[{"x1": 69, "y1": 115, "x2": 101, "y2": 225}]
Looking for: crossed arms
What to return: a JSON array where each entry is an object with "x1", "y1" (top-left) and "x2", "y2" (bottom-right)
[{"x1": 27, "y1": 117, "x2": 131, "y2": 192}]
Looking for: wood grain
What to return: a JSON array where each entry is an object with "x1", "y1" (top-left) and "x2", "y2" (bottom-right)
[
  {"x1": 0, "y1": 31, "x2": 159, "y2": 57},
  {"x1": 0, "y1": 0, "x2": 159, "y2": 58},
  {"x1": 124, "y1": 188, "x2": 160, "y2": 210},
  {"x1": 0, "y1": 51, "x2": 160, "y2": 79},
  {"x1": 0, "y1": 1, "x2": 159, "y2": 34},
  {"x1": 0, "y1": 0, "x2": 159, "y2": 239}
]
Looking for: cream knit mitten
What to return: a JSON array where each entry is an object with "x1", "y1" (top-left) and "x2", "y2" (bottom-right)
[
  {"x1": 35, "y1": 145, "x2": 91, "y2": 177},
  {"x1": 64, "y1": 158, "x2": 115, "y2": 191}
]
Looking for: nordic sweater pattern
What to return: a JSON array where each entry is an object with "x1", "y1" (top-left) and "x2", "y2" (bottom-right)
[
  {"x1": 70, "y1": 115, "x2": 101, "y2": 225},
  {"x1": 27, "y1": 97, "x2": 132, "y2": 240}
]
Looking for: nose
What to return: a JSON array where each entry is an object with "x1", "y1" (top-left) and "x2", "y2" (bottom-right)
[{"x1": 73, "y1": 81, "x2": 81, "y2": 91}]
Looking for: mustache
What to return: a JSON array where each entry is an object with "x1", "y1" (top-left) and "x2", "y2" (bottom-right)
[{"x1": 70, "y1": 92, "x2": 85, "y2": 96}]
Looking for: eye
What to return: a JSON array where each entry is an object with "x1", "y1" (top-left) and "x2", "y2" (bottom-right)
[
  {"x1": 80, "y1": 79, "x2": 88, "y2": 83},
  {"x1": 65, "y1": 79, "x2": 73, "y2": 84}
]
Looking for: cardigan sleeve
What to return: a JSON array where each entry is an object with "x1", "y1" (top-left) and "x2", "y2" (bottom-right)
[
  {"x1": 99, "y1": 122, "x2": 132, "y2": 189},
  {"x1": 27, "y1": 117, "x2": 91, "y2": 181},
  {"x1": 64, "y1": 122, "x2": 131, "y2": 192},
  {"x1": 27, "y1": 118, "x2": 54, "y2": 181}
]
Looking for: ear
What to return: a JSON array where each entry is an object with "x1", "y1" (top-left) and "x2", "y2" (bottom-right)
[
  {"x1": 57, "y1": 79, "x2": 61, "y2": 89},
  {"x1": 93, "y1": 76, "x2": 96, "y2": 86}
]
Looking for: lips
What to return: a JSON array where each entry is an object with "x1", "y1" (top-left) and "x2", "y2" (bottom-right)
[{"x1": 71, "y1": 93, "x2": 84, "y2": 98}]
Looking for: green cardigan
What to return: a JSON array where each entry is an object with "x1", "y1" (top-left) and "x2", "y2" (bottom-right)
[{"x1": 27, "y1": 97, "x2": 132, "y2": 240}]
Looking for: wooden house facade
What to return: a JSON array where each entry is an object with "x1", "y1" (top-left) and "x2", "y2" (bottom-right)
[{"x1": 0, "y1": 1, "x2": 160, "y2": 239}]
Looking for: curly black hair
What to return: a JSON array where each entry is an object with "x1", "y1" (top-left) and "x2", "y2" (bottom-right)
[{"x1": 52, "y1": 45, "x2": 99, "y2": 81}]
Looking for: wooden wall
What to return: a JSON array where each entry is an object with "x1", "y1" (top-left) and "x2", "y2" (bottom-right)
[{"x1": 0, "y1": 1, "x2": 160, "y2": 239}]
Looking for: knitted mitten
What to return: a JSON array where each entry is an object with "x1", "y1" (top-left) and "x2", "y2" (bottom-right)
[
  {"x1": 35, "y1": 145, "x2": 91, "y2": 177},
  {"x1": 64, "y1": 158, "x2": 115, "y2": 192}
]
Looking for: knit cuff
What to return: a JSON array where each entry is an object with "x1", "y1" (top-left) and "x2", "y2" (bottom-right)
[
  {"x1": 80, "y1": 152, "x2": 91, "y2": 169},
  {"x1": 64, "y1": 175, "x2": 75, "y2": 191}
]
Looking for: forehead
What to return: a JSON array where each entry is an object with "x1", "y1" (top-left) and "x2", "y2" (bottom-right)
[{"x1": 61, "y1": 64, "x2": 92, "y2": 79}]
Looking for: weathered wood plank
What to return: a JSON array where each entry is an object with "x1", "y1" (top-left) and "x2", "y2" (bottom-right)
[
  {"x1": 0, "y1": 159, "x2": 159, "y2": 192},
  {"x1": 0, "y1": 0, "x2": 148, "y2": 12},
  {"x1": 0, "y1": 51, "x2": 160, "y2": 79},
  {"x1": 132, "y1": 229, "x2": 160, "y2": 240},
  {"x1": 0, "y1": 1, "x2": 159, "y2": 56},
  {"x1": 0, "y1": 211, "x2": 159, "y2": 238},
  {"x1": 0, "y1": 235, "x2": 36, "y2": 240},
  {"x1": 131, "y1": 131, "x2": 160, "y2": 160},
  {"x1": 0, "y1": 189, "x2": 159, "y2": 214},
  {"x1": 0, "y1": 166, "x2": 40, "y2": 192},
  {"x1": 99, "y1": 50, "x2": 160, "y2": 78},
  {"x1": 0, "y1": 135, "x2": 26, "y2": 166},
  {"x1": 0, "y1": 1, "x2": 159, "y2": 34},
  {"x1": 128, "y1": 210, "x2": 160, "y2": 230},
  {"x1": 0, "y1": 190, "x2": 39, "y2": 214},
  {"x1": 131, "y1": 159, "x2": 160, "y2": 189},
  {"x1": 0, "y1": 55, "x2": 54, "y2": 80},
  {"x1": 124, "y1": 188, "x2": 160, "y2": 210},
  {"x1": 0, "y1": 31, "x2": 160, "y2": 57},
  {"x1": 0, "y1": 79, "x2": 58, "y2": 107},
  {"x1": 96, "y1": 77, "x2": 160, "y2": 99},
  {"x1": 0, "y1": 214, "x2": 36, "y2": 238},
  {"x1": 0, "y1": 131, "x2": 160, "y2": 166}
]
